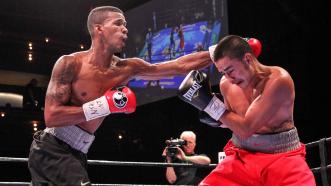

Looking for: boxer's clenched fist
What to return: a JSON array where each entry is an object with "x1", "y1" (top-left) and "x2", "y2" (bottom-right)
[
  {"x1": 178, "y1": 70, "x2": 226, "y2": 121},
  {"x1": 83, "y1": 86, "x2": 136, "y2": 121}
]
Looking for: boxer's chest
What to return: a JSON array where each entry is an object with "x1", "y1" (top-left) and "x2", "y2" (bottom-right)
[{"x1": 70, "y1": 66, "x2": 131, "y2": 105}]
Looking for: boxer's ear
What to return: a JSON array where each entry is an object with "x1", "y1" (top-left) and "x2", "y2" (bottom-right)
[
  {"x1": 243, "y1": 53, "x2": 255, "y2": 64},
  {"x1": 95, "y1": 24, "x2": 103, "y2": 33}
]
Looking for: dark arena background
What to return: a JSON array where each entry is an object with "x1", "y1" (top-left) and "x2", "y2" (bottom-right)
[{"x1": 0, "y1": 0, "x2": 329, "y2": 185}]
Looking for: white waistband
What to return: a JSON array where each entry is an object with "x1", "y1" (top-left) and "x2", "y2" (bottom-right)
[{"x1": 44, "y1": 126, "x2": 95, "y2": 154}]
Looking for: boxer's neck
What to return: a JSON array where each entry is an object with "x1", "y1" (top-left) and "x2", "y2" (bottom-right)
[{"x1": 87, "y1": 46, "x2": 114, "y2": 68}]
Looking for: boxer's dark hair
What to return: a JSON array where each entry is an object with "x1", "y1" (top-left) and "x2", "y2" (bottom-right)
[
  {"x1": 87, "y1": 6, "x2": 124, "y2": 36},
  {"x1": 214, "y1": 35, "x2": 253, "y2": 62}
]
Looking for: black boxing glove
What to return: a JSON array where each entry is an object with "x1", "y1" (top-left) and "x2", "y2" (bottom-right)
[
  {"x1": 198, "y1": 93, "x2": 228, "y2": 128},
  {"x1": 199, "y1": 111, "x2": 228, "y2": 128},
  {"x1": 199, "y1": 111, "x2": 220, "y2": 127},
  {"x1": 178, "y1": 70, "x2": 226, "y2": 121}
]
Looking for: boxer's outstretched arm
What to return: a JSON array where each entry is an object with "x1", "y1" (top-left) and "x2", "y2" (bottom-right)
[
  {"x1": 44, "y1": 55, "x2": 87, "y2": 127},
  {"x1": 133, "y1": 51, "x2": 212, "y2": 80}
]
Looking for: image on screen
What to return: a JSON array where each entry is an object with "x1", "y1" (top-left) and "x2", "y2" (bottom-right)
[{"x1": 123, "y1": 0, "x2": 228, "y2": 105}]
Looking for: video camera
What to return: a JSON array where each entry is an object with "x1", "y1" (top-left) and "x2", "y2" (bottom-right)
[{"x1": 165, "y1": 138, "x2": 187, "y2": 158}]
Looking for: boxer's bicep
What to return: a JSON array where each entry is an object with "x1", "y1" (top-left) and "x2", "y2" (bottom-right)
[
  {"x1": 133, "y1": 58, "x2": 180, "y2": 80},
  {"x1": 133, "y1": 51, "x2": 211, "y2": 80},
  {"x1": 244, "y1": 77, "x2": 292, "y2": 131},
  {"x1": 46, "y1": 56, "x2": 76, "y2": 107}
]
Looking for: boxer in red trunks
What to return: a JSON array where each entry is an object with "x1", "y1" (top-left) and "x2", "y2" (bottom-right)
[{"x1": 178, "y1": 35, "x2": 316, "y2": 186}]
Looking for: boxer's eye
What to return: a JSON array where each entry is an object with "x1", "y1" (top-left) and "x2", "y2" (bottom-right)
[{"x1": 226, "y1": 70, "x2": 234, "y2": 75}]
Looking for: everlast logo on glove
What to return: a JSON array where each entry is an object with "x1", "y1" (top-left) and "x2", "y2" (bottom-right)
[
  {"x1": 183, "y1": 82, "x2": 202, "y2": 101},
  {"x1": 178, "y1": 70, "x2": 226, "y2": 121},
  {"x1": 178, "y1": 70, "x2": 212, "y2": 111}
]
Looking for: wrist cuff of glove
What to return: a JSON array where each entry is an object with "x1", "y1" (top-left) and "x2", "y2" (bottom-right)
[
  {"x1": 82, "y1": 96, "x2": 111, "y2": 121},
  {"x1": 208, "y1": 45, "x2": 217, "y2": 62},
  {"x1": 203, "y1": 95, "x2": 226, "y2": 121}
]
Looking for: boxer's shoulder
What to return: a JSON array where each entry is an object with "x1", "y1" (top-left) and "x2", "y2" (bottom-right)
[
  {"x1": 111, "y1": 55, "x2": 132, "y2": 67},
  {"x1": 56, "y1": 52, "x2": 83, "y2": 66},
  {"x1": 266, "y1": 67, "x2": 294, "y2": 89},
  {"x1": 120, "y1": 57, "x2": 150, "y2": 69},
  {"x1": 269, "y1": 66, "x2": 291, "y2": 79},
  {"x1": 122, "y1": 57, "x2": 145, "y2": 63},
  {"x1": 51, "y1": 54, "x2": 82, "y2": 80}
]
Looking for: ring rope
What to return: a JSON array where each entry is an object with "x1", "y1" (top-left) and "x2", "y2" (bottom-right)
[
  {"x1": 305, "y1": 137, "x2": 331, "y2": 148},
  {"x1": 1, "y1": 137, "x2": 331, "y2": 170},
  {"x1": 1, "y1": 156, "x2": 329, "y2": 170},
  {"x1": 0, "y1": 137, "x2": 330, "y2": 186},
  {"x1": 0, "y1": 157, "x2": 216, "y2": 168}
]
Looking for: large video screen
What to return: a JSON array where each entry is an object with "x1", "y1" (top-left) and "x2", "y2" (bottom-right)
[{"x1": 124, "y1": 0, "x2": 228, "y2": 105}]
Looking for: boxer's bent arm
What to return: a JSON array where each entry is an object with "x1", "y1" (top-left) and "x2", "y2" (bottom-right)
[
  {"x1": 219, "y1": 76, "x2": 294, "y2": 139},
  {"x1": 134, "y1": 51, "x2": 212, "y2": 80},
  {"x1": 215, "y1": 79, "x2": 232, "y2": 127},
  {"x1": 44, "y1": 56, "x2": 86, "y2": 127}
]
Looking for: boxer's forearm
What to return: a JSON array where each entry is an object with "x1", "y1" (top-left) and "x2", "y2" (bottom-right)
[
  {"x1": 219, "y1": 111, "x2": 256, "y2": 139},
  {"x1": 44, "y1": 105, "x2": 88, "y2": 127},
  {"x1": 134, "y1": 51, "x2": 212, "y2": 80},
  {"x1": 176, "y1": 51, "x2": 212, "y2": 72}
]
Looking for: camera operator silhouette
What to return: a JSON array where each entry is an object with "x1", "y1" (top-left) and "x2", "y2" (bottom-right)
[{"x1": 162, "y1": 131, "x2": 210, "y2": 185}]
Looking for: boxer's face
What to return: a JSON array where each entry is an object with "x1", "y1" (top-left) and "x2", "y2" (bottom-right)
[
  {"x1": 215, "y1": 55, "x2": 251, "y2": 88},
  {"x1": 99, "y1": 12, "x2": 128, "y2": 52}
]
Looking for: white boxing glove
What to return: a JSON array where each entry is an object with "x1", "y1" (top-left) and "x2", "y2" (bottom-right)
[{"x1": 208, "y1": 44, "x2": 217, "y2": 62}]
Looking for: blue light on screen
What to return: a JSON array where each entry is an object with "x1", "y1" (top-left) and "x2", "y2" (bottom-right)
[{"x1": 129, "y1": 20, "x2": 221, "y2": 89}]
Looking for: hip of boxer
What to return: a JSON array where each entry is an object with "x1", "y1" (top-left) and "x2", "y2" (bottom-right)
[
  {"x1": 44, "y1": 125, "x2": 95, "y2": 154},
  {"x1": 231, "y1": 127, "x2": 301, "y2": 153}
]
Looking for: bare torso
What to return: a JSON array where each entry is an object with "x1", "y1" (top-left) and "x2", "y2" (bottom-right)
[
  {"x1": 44, "y1": 49, "x2": 211, "y2": 133},
  {"x1": 221, "y1": 66, "x2": 295, "y2": 134},
  {"x1": 59, "y1": 52, "x2": 137, "y2": 133}
]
